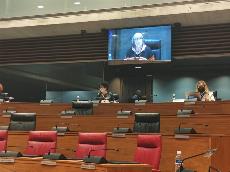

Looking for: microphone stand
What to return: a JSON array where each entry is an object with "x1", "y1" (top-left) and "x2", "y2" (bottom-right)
[
  {"x1": 209, "y1": 166, "x2": 221, "y2": 172},
  {"x1": 84, "y1": 148, "x2": 119, "y2": 164},
  {"x1": 177, "y1": 148, "x2": 217, "y2": 172},
  {"x1": 43, "y1": 147, "x2": 75, "y2": 160}
]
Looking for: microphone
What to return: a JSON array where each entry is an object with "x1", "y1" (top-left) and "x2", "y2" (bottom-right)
[
  {"x1": 175, "y1": 122, "x2": 196, "y2": 134},
  {"x1": 43, "y1": 147, "x2": 76, "y2": 160},
  {"x1": 0, "y1": 145, "x2": 30, "y2": 157},
  {"x1": 117, "y1": 109, "x2": 132, "y2": 116},
  {"x1": 208, "y1": 166, "x2": 221, "y2": 172},
  {"x1": 175, "y1": 122, "x2": 208, "y2": 134},
  {"x1": 178, "y1": 122, "x2": 181, "y2": 132},
  {"x1": 113, "y1": 123, "x2": 132, "y2": 133},
  {"x1": 2, "y1": 108, "x2": 16, "y2": 116},
  {"x1": 177, "y1": 148, "x2": 217, "y2": 172},
  {"x1": 60, "y1": 109, "x2": 76, "y2": 115},
  {"x1": 87, "y1": 148, "x2": 119, "y2": 158},
  {"x1": 52, "y1": 123, "x2": 80, "y2": 133},
  {"x1": 84, "y1": 148, "x2": 119, "y2": 164}
]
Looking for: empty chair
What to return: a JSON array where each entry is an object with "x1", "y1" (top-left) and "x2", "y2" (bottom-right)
[
  {"x1": 0, "y1": 130, "x2": 8, "y2": 152},
  {"x1": 9, "y1": 113, "x2": 36, "y2": 131},
  {"x1": 72, "y1": 101, "x2": 93, "y2": 115},
  {"x1": 134, "y1": 135, "x2": 162, "y2": 172},
  {"x1": 133, "y1": 113, "x2": 160, "y2": 133},
  {"x1": 144, "y1": 39, "x2": 161, "y2": 60},
  {"x1": 75, "y1": 132, "x2": 107, "y2": 159},
  {"x1": 24, "y1": 131, "x2": 57, "y2": 156}
]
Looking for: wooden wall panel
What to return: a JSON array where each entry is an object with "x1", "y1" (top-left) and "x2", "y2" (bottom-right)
[
  {"x1": 1, "y1": 23, "x2": 230, "y2": 64},
  {"x1": 0, "y1": 33, "x2": 107, "y2": 64}
]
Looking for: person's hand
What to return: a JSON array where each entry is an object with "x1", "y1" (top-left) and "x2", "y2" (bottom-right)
[
  {"x1": 101, "y1": 100, "x2": 110, "y2": 103},
  {"x1": 138, "y1": 57, "x2": 147, "y2": 60},
  {"x1": 124, "y1": 57, "x2": 147, "y2": 60}
]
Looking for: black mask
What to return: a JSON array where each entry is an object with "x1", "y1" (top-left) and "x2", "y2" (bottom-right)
[{"x1": 198, "y1": 87, "x2": 205, "y2": 92}]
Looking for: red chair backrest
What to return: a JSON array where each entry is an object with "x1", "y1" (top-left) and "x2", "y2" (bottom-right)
[
  {"x1": 24, "y1": 131, "x2": 57, "y2": 156},
  {"x1": 0, "y1": 130, "x2": 8, "y2": 152},
  {"x1": 134, "y1": 135, "x2": 161, "y2": 170},
  {"x1": 76, "y1": 132, "x2": 107, "y2": 159}
]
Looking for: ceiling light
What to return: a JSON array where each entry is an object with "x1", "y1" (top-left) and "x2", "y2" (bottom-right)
[
  {"x1": 74, "y1": 2, "x2": 81, "y2": 5},
  {"x1": 134, "y1": 66, "x2": 142, "y2": 69},
  {"x1": 37, "y1": 5, "x2": 44, "y2": 9}
]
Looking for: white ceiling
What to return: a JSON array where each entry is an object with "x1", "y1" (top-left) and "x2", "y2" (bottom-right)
[{"x1": 0, "y1": 0, "x2": 230, "y2": 40}]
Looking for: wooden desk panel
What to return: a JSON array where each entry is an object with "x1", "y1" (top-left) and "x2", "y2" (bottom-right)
[
  {"x1": 0, "y1": 157, "x2": 151, "y2": 172},
  {"x1": 0, "y1": 102, "x2": 71, "y2": 115},
  {"x1": 2, "y1": 113, "x2": 230, "y2": 135},
  {"x1": 2, "y1": 101, "x2": 230, "y2": 117},
  {"x1": 6, "y1": 132, "x2": 228, "y2": 172}
]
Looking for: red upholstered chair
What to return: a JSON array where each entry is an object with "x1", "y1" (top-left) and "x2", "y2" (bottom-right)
[
  {"x1": 0, "y1": 130, "x2": 8, "y2": 152},
  {"x1": 134, "y1": 135, "x2": 162, "y2": 172},
  {"x1": 24, "y1": 131, "x2": 57, "y2": 156},
  {"x1": 75, "y1": 132, "x2": 107, "y2": 159}
]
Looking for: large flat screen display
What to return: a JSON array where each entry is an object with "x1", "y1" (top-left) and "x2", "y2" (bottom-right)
[{"x1": 108, "y1": 25, "x2": 171, "y2": 64}]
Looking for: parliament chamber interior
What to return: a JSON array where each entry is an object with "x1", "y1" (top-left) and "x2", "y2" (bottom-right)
[{"x1": 1, "y1": 0, "x2": 230, "y2": 172}]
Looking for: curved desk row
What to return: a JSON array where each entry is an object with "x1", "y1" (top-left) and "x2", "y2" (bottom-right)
[
  {"x1": 1, "y1": 101, "x2": 230, "y2": 116},
  {"x1": 0, "y1": 157, "x2": 152, "y2": 172},
  {"x1": 1, "y1": 113, "x2": 230, "y2": 135},
  {"x1": 5, "y1": 132, "x2": 229, "y2": 172}
]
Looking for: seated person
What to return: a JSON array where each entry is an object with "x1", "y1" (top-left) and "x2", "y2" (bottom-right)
[
  {"x1": 97, "y1": 82, "x2": 114, "y2": 103},
  {"x1": 187, "y1": 80, "x2": 215, "y2": 101},
  {"x1": 0, "y1": 83, "x2": 3, "y2": 96},
  {"x1": 124, "y1": 33, "x2": 155, "y2": 61},
  {"x1": 130, "y1": 89, "x2": 146, "y2": 103},
  {"x1": 0, "y1": 83, "x2": 14, "y2": 102}
]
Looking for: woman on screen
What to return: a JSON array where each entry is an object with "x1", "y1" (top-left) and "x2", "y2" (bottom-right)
[
  {"x1": 125, "y1": 33, "x2": 155, "y2": 61},
  {"x1": 187, "y1": 80, "x2": 215, "y2": 101}
]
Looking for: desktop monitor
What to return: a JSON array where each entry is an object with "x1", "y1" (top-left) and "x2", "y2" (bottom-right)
[
  {"x1": 108, "y1": 25, "x2": 171, "y2": 65},
  {"x1": 133, "y1": 113, "x2": 160, "y2": 133},
  {"x1": 72, "y1": 101, "x2": 93, "y2": 115}
]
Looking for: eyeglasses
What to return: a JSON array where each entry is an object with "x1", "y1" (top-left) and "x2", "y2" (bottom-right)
[{"x1": 133, "y1": 37, "x2": 143, "y2": 41}]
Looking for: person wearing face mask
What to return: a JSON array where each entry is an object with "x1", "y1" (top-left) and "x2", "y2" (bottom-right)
[
  {"x1": 97, "y1": 82, "x2": 114, "y2": 103},
  {"x1": 124, "y1": 32, "x2": 155, "y2": 61},
  {"x1": 0, "y1": 83, "x2": 3, "y2": 100},
  {"x1": 187, "y1": 80, "x2": 215, "y2": 101}
]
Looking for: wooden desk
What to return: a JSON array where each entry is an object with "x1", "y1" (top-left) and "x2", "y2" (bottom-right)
[
  {"x1": 0, "y1": 157, "x2": 152, "y2": 172},
  {"x1": 1, "y1": 102, "x2": 230, "y2": 171},
  {"x1": 1, "y1": 101, "x2": 230, "y2": 116},
  {"x1": 6, "y1": 132, "x2": 229, "y2": 172},
  {"x1": 2, "y1": 113, "x2": 230, "y2": 135}
]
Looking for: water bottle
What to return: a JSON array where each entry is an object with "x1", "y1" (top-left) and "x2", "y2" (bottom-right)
[
  {"x1": 172, "y1": 93, "x2": 176, "y2": 101},
  {"x1": 175, "y1": 150, "x2": 182, "y2": 172}
]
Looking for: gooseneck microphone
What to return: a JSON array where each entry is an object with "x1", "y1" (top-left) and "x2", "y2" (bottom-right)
[
  {"x1": 177, "y1": 148, "x2": 217, "y2": 172},
  {"x1": 84, "y1": 148, "x2": 119, "y2": 164},
  {"x1": 43, "y1": 147, "x2": 76, "y2": 160},
  {"x1": 87, "y1": 148, "x2": 119, "y2": 158},
  {"x1": 0, "y1": 145, "x2": 29, "y2": 157},
  {"x1": 178, "y1": 122, "x2": 181, "y2": 132},
  {"x1": 208, "y1": 166, "x2": 221, "y2": 172}
]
